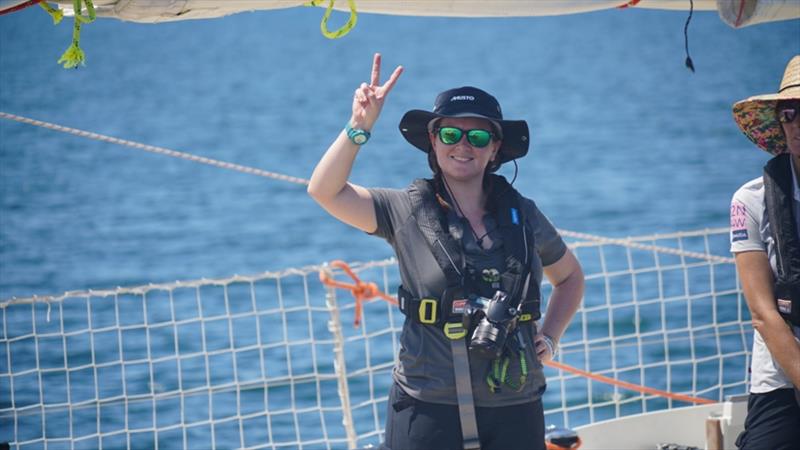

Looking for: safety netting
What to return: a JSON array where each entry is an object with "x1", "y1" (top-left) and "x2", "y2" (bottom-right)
[{"x1": 0, "y1": 227, "x2": 751, "y2": 449}]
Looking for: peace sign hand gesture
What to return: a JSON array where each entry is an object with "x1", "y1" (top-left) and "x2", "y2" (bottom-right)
[{"x1": 351, "y1": 53, "x2": 403, "y2": 132}]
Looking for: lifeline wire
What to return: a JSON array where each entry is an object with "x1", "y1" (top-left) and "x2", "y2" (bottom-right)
[
  {"x1": 558, "y1": 229, "x2": 734, "y2": 264},
  {"x1": 0, "y1": 111, "x2": 310, "y2": 185}
]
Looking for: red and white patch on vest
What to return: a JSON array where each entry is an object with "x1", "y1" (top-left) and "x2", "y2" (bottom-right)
[{"x1": 451, "y1": 299, "x2": 468, "y2": 314}]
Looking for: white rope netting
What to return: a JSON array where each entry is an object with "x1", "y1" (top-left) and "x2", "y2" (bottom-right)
[{"x1": 0, "y1": 229, "x2": 750, "y2": 449}]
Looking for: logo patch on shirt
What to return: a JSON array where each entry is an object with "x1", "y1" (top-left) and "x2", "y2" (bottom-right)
[
  {"x1": 778, "y1": 299, "x2": 791, "y2": 314},
  {"x1": 731, "y1": 229, "x2": 749, "y2": 242},
  {"x1": 730, "y1": 200, "x2": 749, "y2": 242}
]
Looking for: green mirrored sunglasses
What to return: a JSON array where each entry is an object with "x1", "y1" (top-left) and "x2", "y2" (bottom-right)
[{"x1": 436, "y1": 126, "x2": 495, "y2": 148}]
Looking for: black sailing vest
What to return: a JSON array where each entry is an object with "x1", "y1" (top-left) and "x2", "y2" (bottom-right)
[
  {"x1": 763, "y1": 154, "x2": 800, "y2": 326},
  {"x1": 399, "y1": 174, "x2": 541, "y2": 325}
]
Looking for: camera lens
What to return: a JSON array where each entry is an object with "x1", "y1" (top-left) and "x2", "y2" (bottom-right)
[{"x1": 469, "y1": 319, "x2": 508, "y2": 359}]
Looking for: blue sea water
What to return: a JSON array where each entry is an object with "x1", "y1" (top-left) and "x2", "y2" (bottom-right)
[
  {"x1": 0, "y1": 6, "x2": 798, "y2": 300},
  {"x1": 0, "y1": 4, "x2": 799, "y2": 448}
]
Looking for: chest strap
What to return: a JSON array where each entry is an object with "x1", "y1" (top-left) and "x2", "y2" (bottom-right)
[
  {"x1": 444, "y1": 320, "x2": 481, "y2": 450},
  {"x1": 398, "y1": 285, "x2": 537, "y2": 326}
]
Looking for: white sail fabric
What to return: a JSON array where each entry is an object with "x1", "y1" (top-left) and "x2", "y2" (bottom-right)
[
  {"x1": 0, "y1": 0, "x2": 22, "y2": 9},
  {"x1": 716, "y1": 0, "x2": 800, "y2": 28},
  {"x1": 29, "y1": 0, "x2": 799, "y2": 27}
]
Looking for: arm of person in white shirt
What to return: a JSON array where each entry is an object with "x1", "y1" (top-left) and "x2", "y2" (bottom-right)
[{"x1": 736, "y1": 250, "x2": 800, "y2": 388}]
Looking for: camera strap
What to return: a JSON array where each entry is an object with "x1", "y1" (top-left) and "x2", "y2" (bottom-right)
[{"x1": 444, "y1": 320, "x2": 482, "y2": 450}]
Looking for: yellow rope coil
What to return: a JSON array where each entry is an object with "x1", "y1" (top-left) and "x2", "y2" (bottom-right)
[
  {"x1": 306, "y1": 0, "x2": 358, "y2": 39},
  {"x1": 43, "y1": 0, "x2": 96, "y2": 69},
  {"x1": 44, "y1": 0, "x2": 354, "y2": 69},
  {"x1": 39, "y1": 2, "x2": 63, "y2": 24}
]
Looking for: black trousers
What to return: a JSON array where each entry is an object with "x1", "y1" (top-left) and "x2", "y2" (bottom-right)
[
  {"x1": 736, "y1": 388, "x2": 800, "y2": 450},
  {"x1": 381, "y1": 383, "x2": 545, "y2": 450}
]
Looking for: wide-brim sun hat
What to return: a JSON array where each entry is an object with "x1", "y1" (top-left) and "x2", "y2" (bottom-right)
[
  {"x1": 399, "y1": 86, "x2": 530, "y2": 165},
  {"x1": 733, "y1": 55, "x2": 800, "y2": 155}
]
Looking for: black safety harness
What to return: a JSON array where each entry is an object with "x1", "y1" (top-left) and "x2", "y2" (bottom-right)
[
  {"x1": 397, "y1": 175, "x2": 541, "y2": 328},
  {"x1": 763, "y1": 154, "x2": 800, "y2": 326},
  {"x1": 395, "y1": 175, "x2": 539, "y2": 450}
]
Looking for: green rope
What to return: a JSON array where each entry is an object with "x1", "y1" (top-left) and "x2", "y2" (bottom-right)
[
  {"x1": 486, "y1": 358, "x2": 503, "y2": 393},
  {"x1": 485, "y1": 350, "x2": 529, "y2": 393},
  {"x1": 74, "y1": 0, "x2": 96, "y2": 24},
  {"x1": 39, "y1": 2, "x2": 63, "y2": 25},
  {"x1": 56, "y1": 0, "x2": 96, "y2": 69},
  {"x1": 504, "y1": 350, "x2": 528, "y2": 392},
  {"x1": 305, "y1": 0, "x2": 358, "y2": 39},
  {"x1": 502, "y1": 357, "x2": 510, "y2": 383}
]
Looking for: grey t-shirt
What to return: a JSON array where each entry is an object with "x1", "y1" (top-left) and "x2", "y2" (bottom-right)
[{"x1": 369, "y1": 182, "x2": 567, "y2": 406}]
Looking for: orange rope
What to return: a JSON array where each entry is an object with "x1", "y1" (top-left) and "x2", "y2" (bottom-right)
[
  {"x1": 544, "y1": 360, "x2": 716, "y2": 405},
  {"x1": 319, "y1": 260, "x2": 397, "y2": 327}
]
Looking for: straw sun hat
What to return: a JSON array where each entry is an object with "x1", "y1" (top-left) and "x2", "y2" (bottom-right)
[{"x1": 733, "y1": 55, "x2": 800, "y2": 155}]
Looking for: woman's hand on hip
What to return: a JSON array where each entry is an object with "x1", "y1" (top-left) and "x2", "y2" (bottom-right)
[{"x1": 534, "y1": 332, "x2": 556, "y2": 362}]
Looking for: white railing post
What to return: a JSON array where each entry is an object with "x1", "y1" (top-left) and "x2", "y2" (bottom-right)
[{"x1": 323, "y1": 268, "x2": 358, "y2": 449}]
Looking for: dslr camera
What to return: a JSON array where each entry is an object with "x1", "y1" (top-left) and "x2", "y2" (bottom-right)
[{"x1": 466, "y1": 290, "x2": 519, "y2": 359}]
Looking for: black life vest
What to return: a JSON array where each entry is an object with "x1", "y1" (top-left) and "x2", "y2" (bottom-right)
[
  {"x1": 763, "y1": 154, "x2": 800, "y2": 326},
  {"x1": 397, "y1": 174, "x2": 541, "y2": 326}
]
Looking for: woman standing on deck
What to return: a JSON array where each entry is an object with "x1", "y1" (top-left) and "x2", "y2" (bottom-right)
[
  {"x1": 308, "y1": 54, "x2": 584, "y2": 450},
  {"x1": 729, "y1": 55, "x2": 800, "y2": 450}
]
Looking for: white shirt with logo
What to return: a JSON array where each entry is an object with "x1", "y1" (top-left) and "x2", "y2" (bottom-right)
[{"x1": 730, "y1": 158, "x2": 800, "y2": 393}]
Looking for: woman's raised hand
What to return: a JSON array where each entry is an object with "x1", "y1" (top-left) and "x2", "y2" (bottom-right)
[{"x1": 351, "y1": 53, "x2": 403, "y2": 131}]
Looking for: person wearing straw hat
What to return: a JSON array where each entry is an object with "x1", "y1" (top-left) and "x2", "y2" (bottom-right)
[
  {"x1": 730, "y1": 55, "x2": 800, "y2": 450},
  {"x1": 308, "y1": 54, "x2": 584, "y2": 450}
]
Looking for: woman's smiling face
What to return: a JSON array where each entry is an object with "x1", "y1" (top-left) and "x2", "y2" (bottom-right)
[{"x1": 429, "y1": 117, "x2": 501, "y2": 181}]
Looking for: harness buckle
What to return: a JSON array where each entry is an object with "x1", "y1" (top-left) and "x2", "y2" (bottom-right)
[
  {"x1": 444, "y1": 321, "x2": 467, "y2": 340},
  {"x1": 418, "y1": 298, "x2": 438, "y2": 324}
]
